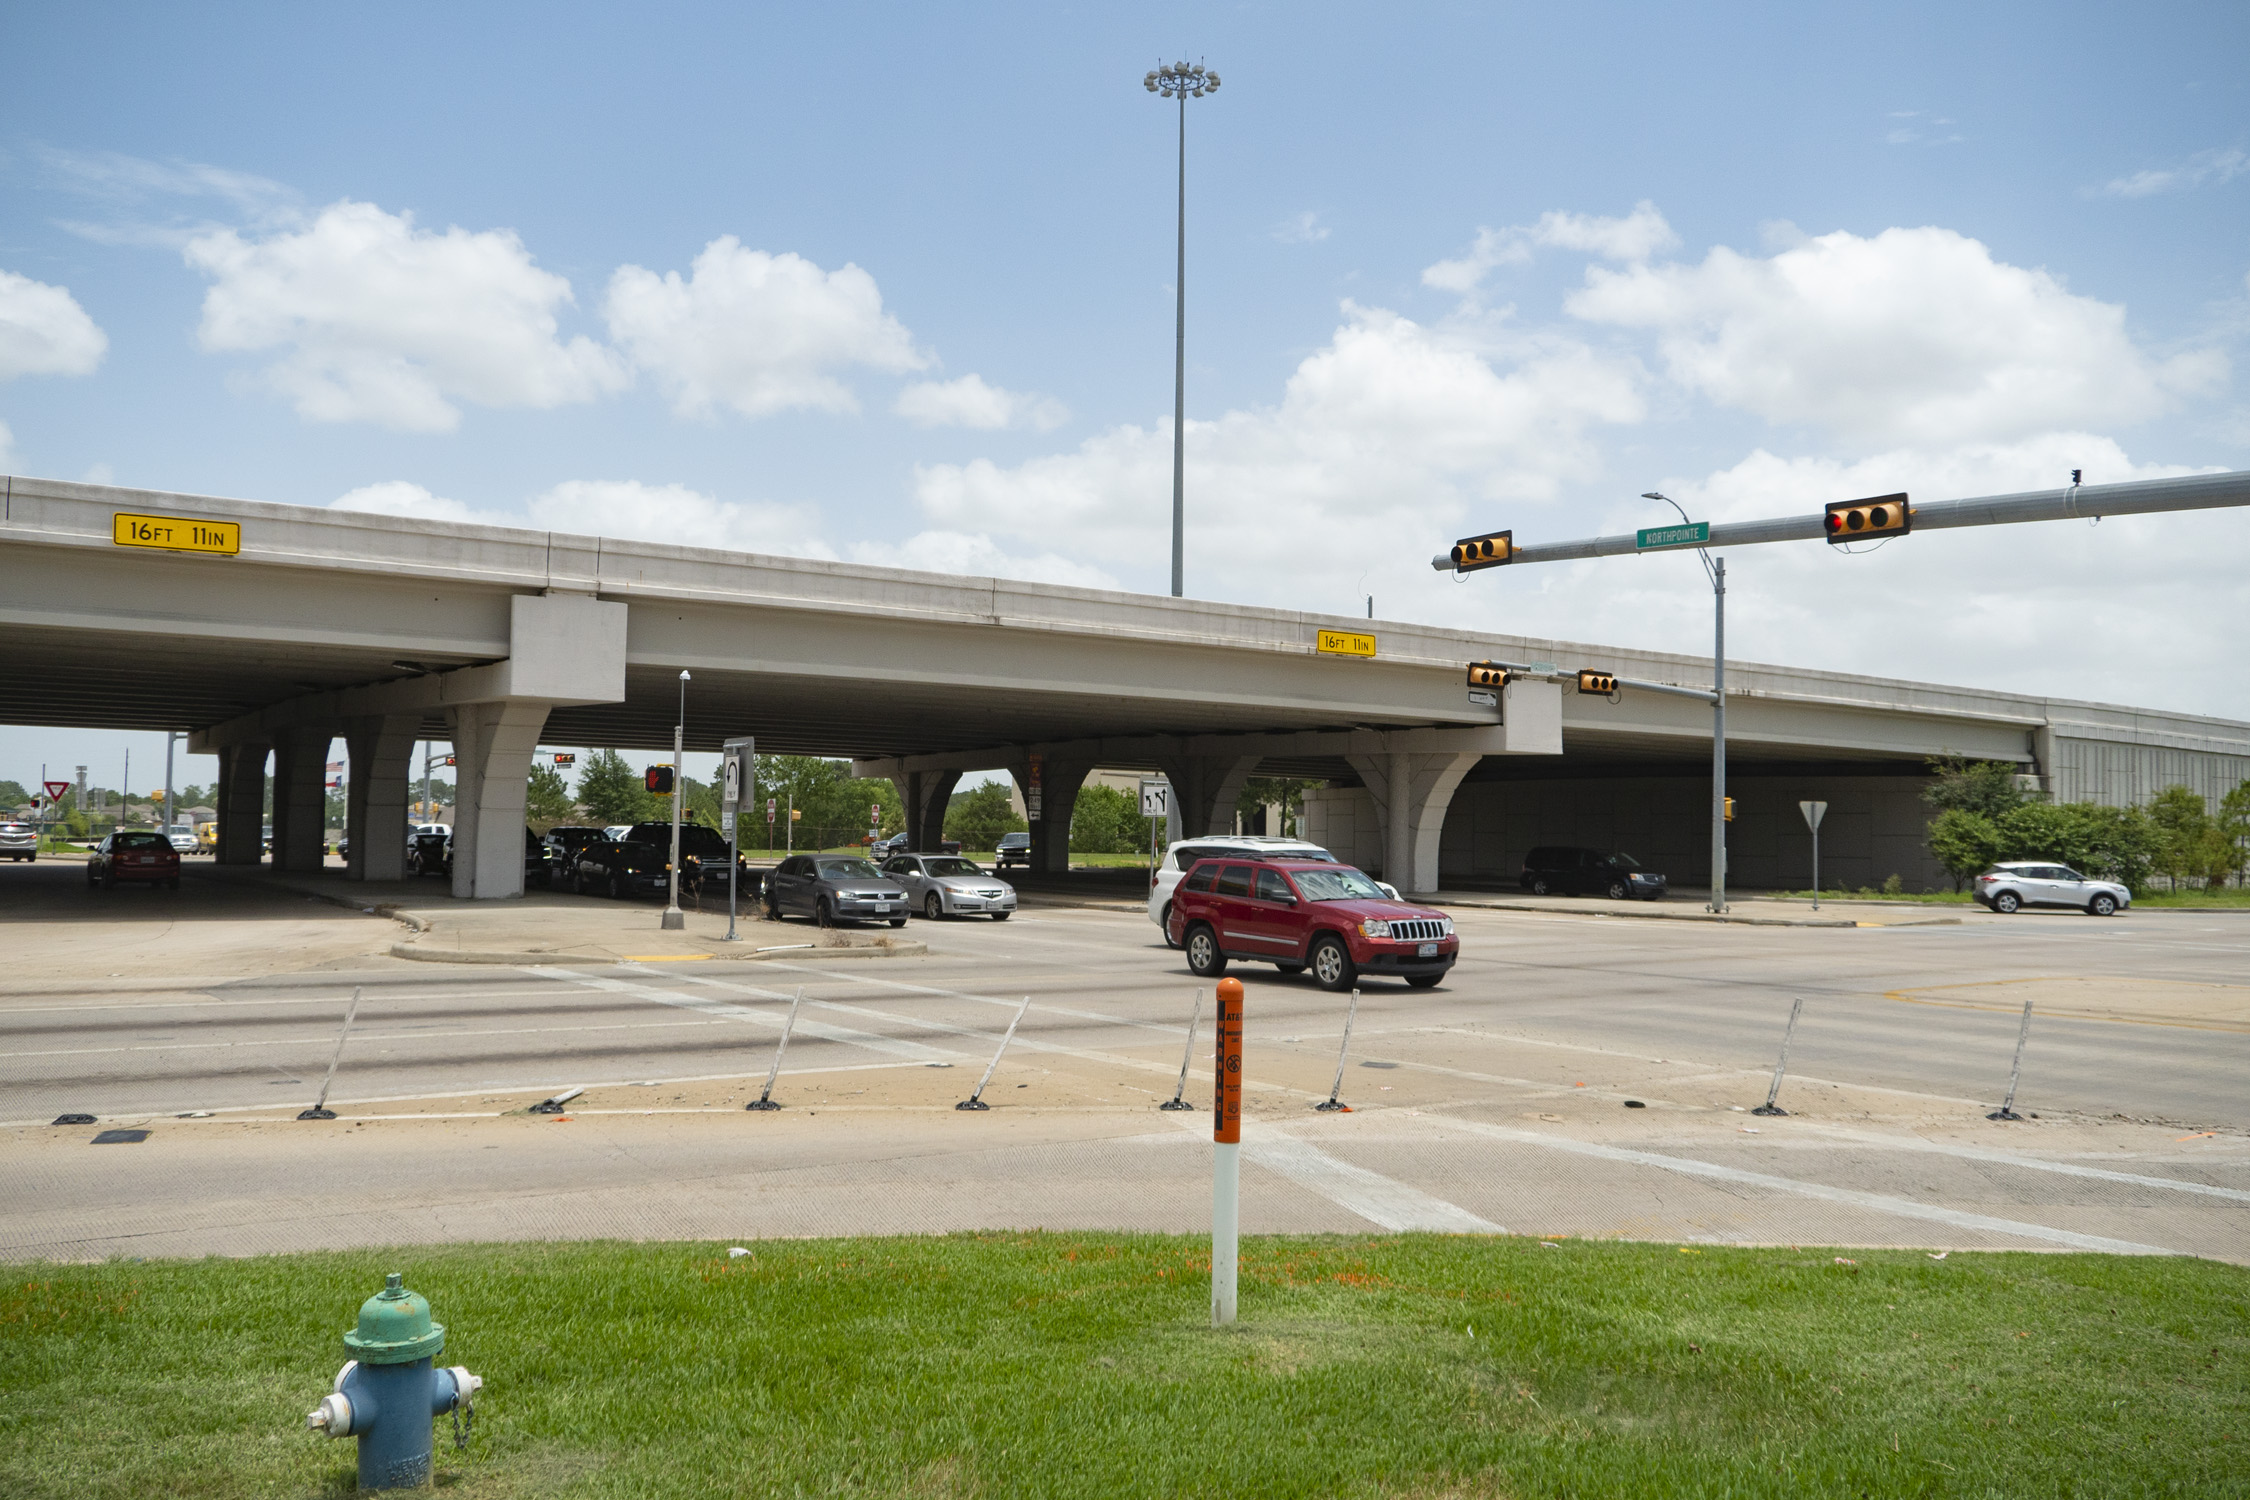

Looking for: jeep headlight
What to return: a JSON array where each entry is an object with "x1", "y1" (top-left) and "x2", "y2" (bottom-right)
[{"x1": 1359, "y1": 918, "x2": 1392, "y2": 938}]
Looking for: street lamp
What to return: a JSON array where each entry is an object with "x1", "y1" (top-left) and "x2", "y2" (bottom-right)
[
  {"x1": 1644, "y1": 491, "x2": 1728, "y2": 913},
  {"x1": 661, "y1": 669, "x2": 691, "y2": 931},
  {"x1": 1144, "y1": 58, "x2": 1219, "y2": 598}
]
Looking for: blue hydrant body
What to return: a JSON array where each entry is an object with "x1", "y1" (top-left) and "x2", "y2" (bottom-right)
[{"x1": 307, "y1": 1273, "x2": 481, "y2": 1490}]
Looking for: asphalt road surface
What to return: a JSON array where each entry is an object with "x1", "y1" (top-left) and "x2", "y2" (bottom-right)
[{"x1": 4, "y1": 860, "x2": 2245, "y2": 1262}]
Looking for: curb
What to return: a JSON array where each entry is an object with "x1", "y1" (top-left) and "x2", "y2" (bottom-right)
[{"x1": 387, "y1": 940, "x2": 929, "y2": 966}]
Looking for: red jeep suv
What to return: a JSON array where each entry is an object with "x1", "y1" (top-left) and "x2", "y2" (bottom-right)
[{"x1": 1166, "y1": 857, "x2": 1458, "y2": 991}]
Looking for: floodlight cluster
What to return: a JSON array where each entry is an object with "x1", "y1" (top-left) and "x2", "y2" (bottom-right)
[{"x1": 1144, "y1": 60, "x2": 1220, "y2": 98}]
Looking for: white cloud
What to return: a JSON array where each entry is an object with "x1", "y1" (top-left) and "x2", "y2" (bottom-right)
[
  {"x1": 845, "y1": 531, "x2": 1120, "y2": 590},
  {"x1": 1423, "y1": 201, "x2": 1677, "y2": 293},
  {"x1": 0, "y1": 269, "x2": 108, "y2": 380},
  {"x1": 1565, "y1": 226, "x2": 2227, "y2": 446},
  {"x1": 331, "y1": 478, "x2": 835, "y2": 560},
  {"x1": 2095, "y1": 147, "x2": 2248, "y2": 199},
  {"x1": 604, "y1": 238, "x2": 925, "y2": 419},
  {"x1": 182, "y1": 201, "x2": 625, "y2": 432},
  {"x1": 910, "y1": 302, "x2": 1642, "y2": 607},
  {"x1": 895, "y1": 374, "x2": 1067, "y2": 431},
  {"x1": 1273, "y1": 211, "x2": 1331, "y2": 244}
]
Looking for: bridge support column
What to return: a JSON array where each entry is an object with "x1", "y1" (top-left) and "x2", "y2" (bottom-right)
[
  {"x1": 447, "y1": 699, "x2": 553, "y2": 899},
  {"x1": 269, "y1": 728, "x2": 334, "y2": 872},
  {"x1": 213, "y1": 740, "x2": 270, "y2": 866},
  {"x1": 1345, "y1": 749, "x2": 1482, "y2": 896},
  {"x1": 344, "y1": 714, "x2": 420, "y2": 881},
  {"x1": 1154, "y1": 753, "x2": 1263, "y2": 840},
  {"x1": 1012, "y1": 758, "x2": 1093, "y2": 874},
  {"x1": 905, "y1": 768, "x2": 963, "y2": 852}
]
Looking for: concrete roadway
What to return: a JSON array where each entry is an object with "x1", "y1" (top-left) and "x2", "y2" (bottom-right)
[{"x1": 2, "y1": 859, "x2": 2246, "y2": 1263}]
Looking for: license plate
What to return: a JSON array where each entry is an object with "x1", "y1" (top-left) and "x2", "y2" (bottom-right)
[{"x1": 1417, "y1": 941, "x2": 1438, "y2": 957}]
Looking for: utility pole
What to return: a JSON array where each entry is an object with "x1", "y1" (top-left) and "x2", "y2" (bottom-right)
[
  {"x1": 662, "y1": 670, "x2": 690, "y2": 932},
  {"x1": 1144, "y1": 58, "x2": 1220, "y2": 598}
]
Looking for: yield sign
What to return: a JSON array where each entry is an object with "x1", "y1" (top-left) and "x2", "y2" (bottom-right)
[{"x1": 44, "y1": 781, "x2": 70, "y2": 801}]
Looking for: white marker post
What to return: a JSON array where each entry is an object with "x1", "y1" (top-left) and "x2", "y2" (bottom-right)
[{"x1": 1212, "y1": 976, "x2": 1243, "y2": 1326}]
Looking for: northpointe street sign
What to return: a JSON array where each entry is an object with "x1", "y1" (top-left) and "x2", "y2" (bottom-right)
[{"x1": 1635, "y1": 521, "x2": 1710, "y2": 550}]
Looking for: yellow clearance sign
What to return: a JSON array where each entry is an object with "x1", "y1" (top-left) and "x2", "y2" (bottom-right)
[
  {"x1": 1315, "y1": 629, "x2": 1377, "y2": 658},
  {"x1": 113, "y1": 512, "x2": 241, "y2": 556}
]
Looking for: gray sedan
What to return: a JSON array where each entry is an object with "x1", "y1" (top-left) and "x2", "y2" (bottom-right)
[
  {"x1": 882, "y1": 854, "x2": 1017, "y2": 921},
  {"x1": 763, "y1": 854, "x2": 909, "y2": 927}
]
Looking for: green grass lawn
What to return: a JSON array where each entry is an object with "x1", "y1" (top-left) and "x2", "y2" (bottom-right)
[{"x1": 4, "y1": 1235, "x2": 2244, "y2": 1498}]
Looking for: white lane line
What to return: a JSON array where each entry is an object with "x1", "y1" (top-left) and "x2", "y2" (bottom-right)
[
  {"x1": 534, "y1": 966, "x2": 964, "y2": 1064},
  {"x1": 1801, "y1": 1126, "x2": 2250, "y2": 1205},
  {"x1": 0, "y1": 1016, "x2": 731, "y2": 1060},
  {"x1": 1420, "y1": 1115, "x2": 2179, "y2": 1256},
  {"x1": 1245, "y1": 1128, "x2": 1504, "y2": 1234}
]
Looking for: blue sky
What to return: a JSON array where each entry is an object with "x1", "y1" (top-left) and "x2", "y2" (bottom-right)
[{"x1": 4, "y1": 1, "x2": 2247, "y2": 794}]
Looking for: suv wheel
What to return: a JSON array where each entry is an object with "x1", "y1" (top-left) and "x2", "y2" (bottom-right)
[
  {"x1": 1606, "y1": 879, "x2": 1629, "y2": 900},
  {"x1": 1184, "y1": 924, "x2": 1226, "y2": 978},
  {"x1": 1159, "y1": 900, "x2": 1177, "y2": 948},
  {"x1": 609, "y1": 873, "x2": 626, "y2": 900},
  {"x1": 1993, "y1": 891, "x2": 2020, "y2": 914},
  {"x1": 1530, "y1": 877, "x2": 1551, "y2": 895},
  {"x1": 2089, "y1": 892, "x2": 2118, "y2": 917},
  {"x1": 1310, "y1": 935, "x2": 1356, "y2": 992}
]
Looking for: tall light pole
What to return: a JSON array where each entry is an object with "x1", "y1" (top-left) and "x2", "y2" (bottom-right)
[
  {"x1": 1145, "y1": 58, "x2": 1219, "y2": 598},
  {"x1": 661, "y1": 669, "x2": 691, "y2": 931},
  {"x1": 1644, "y1": 492, "x2": 1728, "y2": 913}
]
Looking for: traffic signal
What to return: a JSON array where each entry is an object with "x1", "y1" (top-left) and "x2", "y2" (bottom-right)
[
  {"x1": 1724, "y1": 797, "x2": 1736, "y2": 822},
  {"x1": 551, "y1": 753, "x2": 576, "y2": 767},
  {"x1": 645, "y1": 766, "x2": 675, "y2": 794},
  {"x1": 1576, "y1": 669, "x2": 1617, "y2": 696},
  {"x1": 1467, "y1": 661, "x2": 1509, "y2": 689},
  {"x1": 1824, "y1": 492, "x2": 1911, "y2": 543},
  {"x1": 1449, "y1": 530, "x2": 1514, "y2": 572}
]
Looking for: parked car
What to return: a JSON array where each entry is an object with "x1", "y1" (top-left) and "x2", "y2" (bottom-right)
[
  {"x1": 88, "y1": 830, "x2": 181, "y2": 890},
  {"x1": 570, "y1": 838, "x2": 673, "y2": 899},
  {"x1": 1146, "y1": 835, "x2": 1395, "y2": 946},
  {"x1": 994, "y1": 831, "x2": 1032, "y2": 868},
  {"x1": 1973, "y1": 861, "x2": 2130, "y2": 916},
  {"x1": 1520, "y1": 846, "x2": 1668, "y2": 900},
  {"x1": 763, "y1": 854, "x2": 909, "y2": 927},
  {"x1": 882, "y1": 853, "x2": 1016, "y2": 920},
  {"x1": 0, "y1": 821, "x2": 35, "y2": 861},
  {"x1": 408, "y1": 830, "x2": 451, "y2": 877},
  {"x1": 166, "y1": 823, "x2": 199, "y2": 855},
  {"x1": 1166, "y1": 856, "x2": 1457, "y2": 991},
  {"x1": 871, "y1": 832, "x2": 964, "y2": 859}
]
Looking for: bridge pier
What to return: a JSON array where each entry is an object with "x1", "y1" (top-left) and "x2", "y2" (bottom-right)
[
  {"x1": 1153, "y1": 753, "x2": 1262, "y2": 841},
  {"x1": 269, "y1": 728, "x2": 334, "y2": 872},
  {"x1": 213, "y1": 740, "x2": 270, "y2": 866},
  {"x1": 447, "y1": 700, "x2": 553, "y2": 900},
  {"x1": 1345, "y1": 749, "x2": 1483, "y2": 897},
  {"x1": 1012, "y1": 758, "x2": 1092, "y2": 874},
  {"x1": 344, "y1": 714, "x2": 421, "y2": 881}
]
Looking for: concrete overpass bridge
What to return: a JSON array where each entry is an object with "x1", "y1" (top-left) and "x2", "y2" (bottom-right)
[{"x1": 5, "y1": 474, "x2": 2246, "y2": 897}]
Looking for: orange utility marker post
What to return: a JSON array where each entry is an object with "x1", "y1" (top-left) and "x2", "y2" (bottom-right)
[{"x1": 1211, "y1": 977, "x2": 1244, "y2": 1326}]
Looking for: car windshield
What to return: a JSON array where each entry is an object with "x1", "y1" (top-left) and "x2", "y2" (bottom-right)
[
  {"x1": 925, "y1": 857, "x2": 984, "y2": 877},
  {"x1": 674, "y1": 826, "x2": 729, "y2": 853},
  {"x1": 817, "y1": 858, "x2": 882, "y2": 880},
  {"x1": 115, "y1": 832, "x2": 171, "y2": 850},
  {"x1": 997, "y1": 833, "x2": 1029, "y2": 846},
  {"x1": 1288, "y1": 867, "x2": 1387, "y2": 901}
]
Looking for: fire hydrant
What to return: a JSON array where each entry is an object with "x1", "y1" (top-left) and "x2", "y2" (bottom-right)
[{"x1": 305, "y1": 1272, "x2": 482, "y2": 1490}]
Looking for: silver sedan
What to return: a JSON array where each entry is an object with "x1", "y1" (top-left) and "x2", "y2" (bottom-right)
[{"x1": 881, "y1": 854, "x2": 1018, "y2": 921}]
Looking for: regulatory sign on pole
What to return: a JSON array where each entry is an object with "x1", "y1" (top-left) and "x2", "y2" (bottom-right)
[
  {"x1": 1799, "y1": 800, "x2": 1827, "y2": 831},
  {"x1": 1139, "y1": 779, "x2": 1170, "y2": 819},
  {"x1": 44, "y1": 781, "x2": 70, "y2": 802}
]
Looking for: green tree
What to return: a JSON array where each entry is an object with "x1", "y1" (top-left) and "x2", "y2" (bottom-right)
[
  {"x1": 1071, "y1": 783, "x2": 1159, "y2": 854},
  {"x1": 0, "y1": 779, "x2": 29, "y2": 810},
  {"x1": 2146, "y1": 785, "x2": 2210, "y2": 888},
  {"x1": 578, "y1": 749, "x2": 654, "y2": 826},
  {"x1": 750, "y1": 756, "x2": 900, "y2": 849},
  {"x1": 2215, "y1": 780, "x2": 2250, "y2": 889},
  {"x1": 1922, "y1": 756, "x2": 2028, "y2": 819},
  {"x1": 1999, "y1": 801, "x2": 2157, "y2": 893},
  {"x1": 1235, "y1": 775, "x2": 1323, "y2": 837},
  {"x1": 526, "y1": 763, "x2": 577, "y2": 825},
  {"x1": 946, "y1": 781, "x2": 1025, "y2": 852},
  {"x1": 1927, "y1": 809, "x2": 2008, "y2": 891}
]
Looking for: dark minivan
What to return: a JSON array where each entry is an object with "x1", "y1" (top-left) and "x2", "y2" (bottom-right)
[{"x1": 1520, "y1": 846, "x2": 1667, "y2": 900}]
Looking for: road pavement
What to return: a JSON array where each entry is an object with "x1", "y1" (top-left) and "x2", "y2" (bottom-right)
[{"x1": 3, "y1": 859, "x2": 2245, "y2": 1263}]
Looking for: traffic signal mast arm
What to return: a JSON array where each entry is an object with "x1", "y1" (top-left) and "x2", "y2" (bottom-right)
[
  {"x1": 1430, "y1": 469, "x2": 2250, "y2": 570},
  {"x1": 1478, "y1": 659, "x2": 1718, "y2": 704}
]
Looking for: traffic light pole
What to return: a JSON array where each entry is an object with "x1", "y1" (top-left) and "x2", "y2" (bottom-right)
[
  {"x1": 1710, "y1": 556, "x2": 1726, "y2": 914},
  {"x1": 662, "y1": 670, "x2": 689, "y2": 932}
]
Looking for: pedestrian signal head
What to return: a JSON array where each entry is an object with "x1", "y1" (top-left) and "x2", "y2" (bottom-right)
[
  {"x1": 1823, "y1": 492, "x2": 1911, "y2": 543},
  {"x1": 1576, "y1": 670, "x2": 1618, "y2": 696},
  {"x1": 1449, "y1": 530, "x2": 1514, "y2": 572},
  {"x1": 645, "y1": 766, "x2": 675, "y2": 794},
  {"x1": 1467, "y1": 661, "x2": 1509, "y2": 689}
]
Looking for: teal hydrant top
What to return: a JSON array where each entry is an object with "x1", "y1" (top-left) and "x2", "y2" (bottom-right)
[{"x1": 343, "y1": 1272, "x2": 447, "y2": 1364}]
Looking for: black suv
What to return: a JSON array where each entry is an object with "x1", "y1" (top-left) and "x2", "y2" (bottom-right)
[
  {"x1": 1520, "y1": 846, "x2": 1667, "y2": 900},
  {"x1": 621, "y1": 820, "x2": 746, "y2": 891}
]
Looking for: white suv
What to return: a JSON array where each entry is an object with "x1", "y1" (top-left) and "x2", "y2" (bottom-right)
[
  {"x1": 1145, "y1": 835, "x2": 1397, "y2": 944},
  {"x1": 1973, "y1": 861, "x2": 2131, "y2": 916}
]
